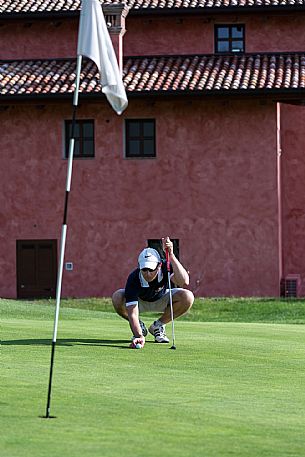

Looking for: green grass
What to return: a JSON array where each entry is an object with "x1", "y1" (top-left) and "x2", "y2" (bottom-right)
[
  {"x1": 2, "y1": 296, "x2": 305, "y2": 323},
  {"x1": 2, "y1": 299, "x2": 305, "y2": 457}
]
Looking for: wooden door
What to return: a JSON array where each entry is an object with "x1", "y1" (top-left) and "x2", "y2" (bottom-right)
[{"x1": 16, "y1": 240, "x2": 57, "y2": 298}]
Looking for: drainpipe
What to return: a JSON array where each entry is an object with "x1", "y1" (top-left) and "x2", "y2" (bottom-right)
[{"x1": 276, "y1": 102, "x2": 283, "y2": 295}]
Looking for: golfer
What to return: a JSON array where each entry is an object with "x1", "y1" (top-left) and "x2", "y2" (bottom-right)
[{"x1": 112, "y1": 237, "x2": 194, "y2": 348}]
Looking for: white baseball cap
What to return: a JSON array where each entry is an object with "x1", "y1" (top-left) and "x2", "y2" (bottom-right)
[{"x1": 138, "y1": 248, "x2": 161, "y2": 270}]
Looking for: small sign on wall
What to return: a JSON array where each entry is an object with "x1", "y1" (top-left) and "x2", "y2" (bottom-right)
[{"x1": 65, "y1": 262, "x2": 73, "y2": 271}]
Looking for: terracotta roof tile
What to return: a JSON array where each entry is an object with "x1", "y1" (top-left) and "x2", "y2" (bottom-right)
[
  {"x1": 1, "y1": 54, "x2": 305, "y2": 99},
  {"x1": 1, "y1": 0, "x2": 305, "y2": 14}
]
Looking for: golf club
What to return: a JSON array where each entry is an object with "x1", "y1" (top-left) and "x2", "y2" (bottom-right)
[{"x1": 166, "y1": 248, "x2": 176, "y2": 350}]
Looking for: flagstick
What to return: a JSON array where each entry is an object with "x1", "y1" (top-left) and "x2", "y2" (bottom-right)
[{"x1": 44, "y1": 55, "x2": 82, "y2": 419}]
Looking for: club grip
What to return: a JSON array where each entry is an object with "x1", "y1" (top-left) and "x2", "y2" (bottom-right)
[{"x1": 166, "y1": 248, "x2": 170, "y2": 272}]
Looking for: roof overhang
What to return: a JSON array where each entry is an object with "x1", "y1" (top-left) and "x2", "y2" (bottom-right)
[
  {"x1": 1, "y1": 4, "x2": 305, "y2": 21},
  {"x1": 1, "y1": 88, "x2": 305, "y2": 105}
]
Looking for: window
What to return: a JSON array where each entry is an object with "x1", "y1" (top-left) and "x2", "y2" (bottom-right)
[
  {"x1": 125, "y1": 119, "x2": 156, "y2": 158},
  {"x1": 65, "y1": 119, "x2": 94, "y2": 158},
  {"x1": 215, "y1": 25, "x2": 245, "y2": 53},
  {"x1": 147, "y1": 239, "x2": 180, "y2": 260}
]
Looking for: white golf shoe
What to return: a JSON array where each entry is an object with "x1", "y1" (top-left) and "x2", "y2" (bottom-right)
[{"x1": 148, "y1": 320, "x2": 169, "y2": 343}]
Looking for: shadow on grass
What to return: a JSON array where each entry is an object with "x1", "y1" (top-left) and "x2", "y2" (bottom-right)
[{"x1": 1, "y1": 338, "x2": 146, "y2": 349}]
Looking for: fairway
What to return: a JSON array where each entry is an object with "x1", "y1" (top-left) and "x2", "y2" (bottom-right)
[{"x1": 2, "y1": 301, "x2": 305, "y2": 457}]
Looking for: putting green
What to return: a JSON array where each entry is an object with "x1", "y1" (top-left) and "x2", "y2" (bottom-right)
[{"x1": 2, "y1": 302, "x2": 305, "y2": 457}]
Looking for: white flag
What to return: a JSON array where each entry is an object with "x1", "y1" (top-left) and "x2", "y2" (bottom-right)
[{"x1": 77, "y1": 0, "x2": 128, "y2": 115}]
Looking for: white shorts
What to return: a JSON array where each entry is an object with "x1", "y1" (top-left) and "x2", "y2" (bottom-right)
[{"x1": 138, "y1": 288, "x2": 181, "y2": 313}]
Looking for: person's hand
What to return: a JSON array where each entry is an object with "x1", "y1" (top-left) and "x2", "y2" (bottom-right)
[
  {"x1": 129, "y1": 335, "x2": 145, "y2": 349},
  {"x1": 162, "y1": 236, "x2": 173, "y2": 256}
]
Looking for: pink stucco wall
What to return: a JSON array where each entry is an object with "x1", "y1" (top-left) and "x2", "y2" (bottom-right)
[
  {"x1": 1, "y1": 12, "x2": 305, "y2": 61},
  {"x1": 0, "y1": 19, "x2": 78, "y2": 60},
  {"x1": 125, "y1": 13, "x2": 305, "y2": 55},
  {"x1": 281, "y1": 103, "x2": 305, "y2": 296},
  {"x1": 4, "y1": 10, "x2": 303, "y2": 297},
  {"x1": 0, "y1": 98, "x2": 280, "y2": 298},
  {"x1": 246, "y1": 13, "x2": 305, "y2": 53}
]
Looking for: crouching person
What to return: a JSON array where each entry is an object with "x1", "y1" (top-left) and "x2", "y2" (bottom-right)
[{"x1": 112, "y1": 237, "x2": 194, "y2": 348}]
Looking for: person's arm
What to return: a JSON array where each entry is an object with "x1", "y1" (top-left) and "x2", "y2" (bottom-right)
[
  {"x1": 162, "y1": 237, "x2": 190, "y2": 287},
  {"x1": 125, "y1": 272, "x2": 145, "y2": 347},
  {"x1": 127, "y1": 305, "x2": 145, "y2": 347}
]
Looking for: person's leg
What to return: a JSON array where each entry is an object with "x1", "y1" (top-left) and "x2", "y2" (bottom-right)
[
  {"x1": 147, "y1": 289, "x2": 194, "y2": 343},
  {"x1": 111, "y1": 289, "x2": 128, "y2": 320},
  {"x1": 158, "y1": 289, "x2": 194, "y2": 325}
]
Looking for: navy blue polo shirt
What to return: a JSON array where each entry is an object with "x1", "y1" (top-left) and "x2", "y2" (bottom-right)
[{"x1": 125, "y1": 260, "x2": 172, "y2": 307}]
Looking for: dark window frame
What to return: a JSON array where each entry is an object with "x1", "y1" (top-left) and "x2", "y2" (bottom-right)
[
  {"x1": 64, "y1": 119, "x2": 95, "y2": 159},
  {"x1": 125, "y1": 119, "x2": 156, "y2": 159},
  {"x1": 215, "y1": 24, "x2": 245, "y2": 54}
]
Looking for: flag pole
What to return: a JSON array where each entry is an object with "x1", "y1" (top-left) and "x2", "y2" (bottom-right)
[
  {"x1": 44, "y1": 0, "x2": 128, "y2": 419},
  {"x1": 44, "y1": 55, "x2": 82, "y2": 419}
]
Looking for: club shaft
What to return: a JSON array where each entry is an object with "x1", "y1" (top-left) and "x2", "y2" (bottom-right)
[{"x1": 167, "y1": 271, "x2": 175, "y2": 346}]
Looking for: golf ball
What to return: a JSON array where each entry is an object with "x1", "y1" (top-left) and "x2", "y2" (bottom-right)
[{"x1": 135, "y1": 343, "x2": 142, "y2": 349}]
